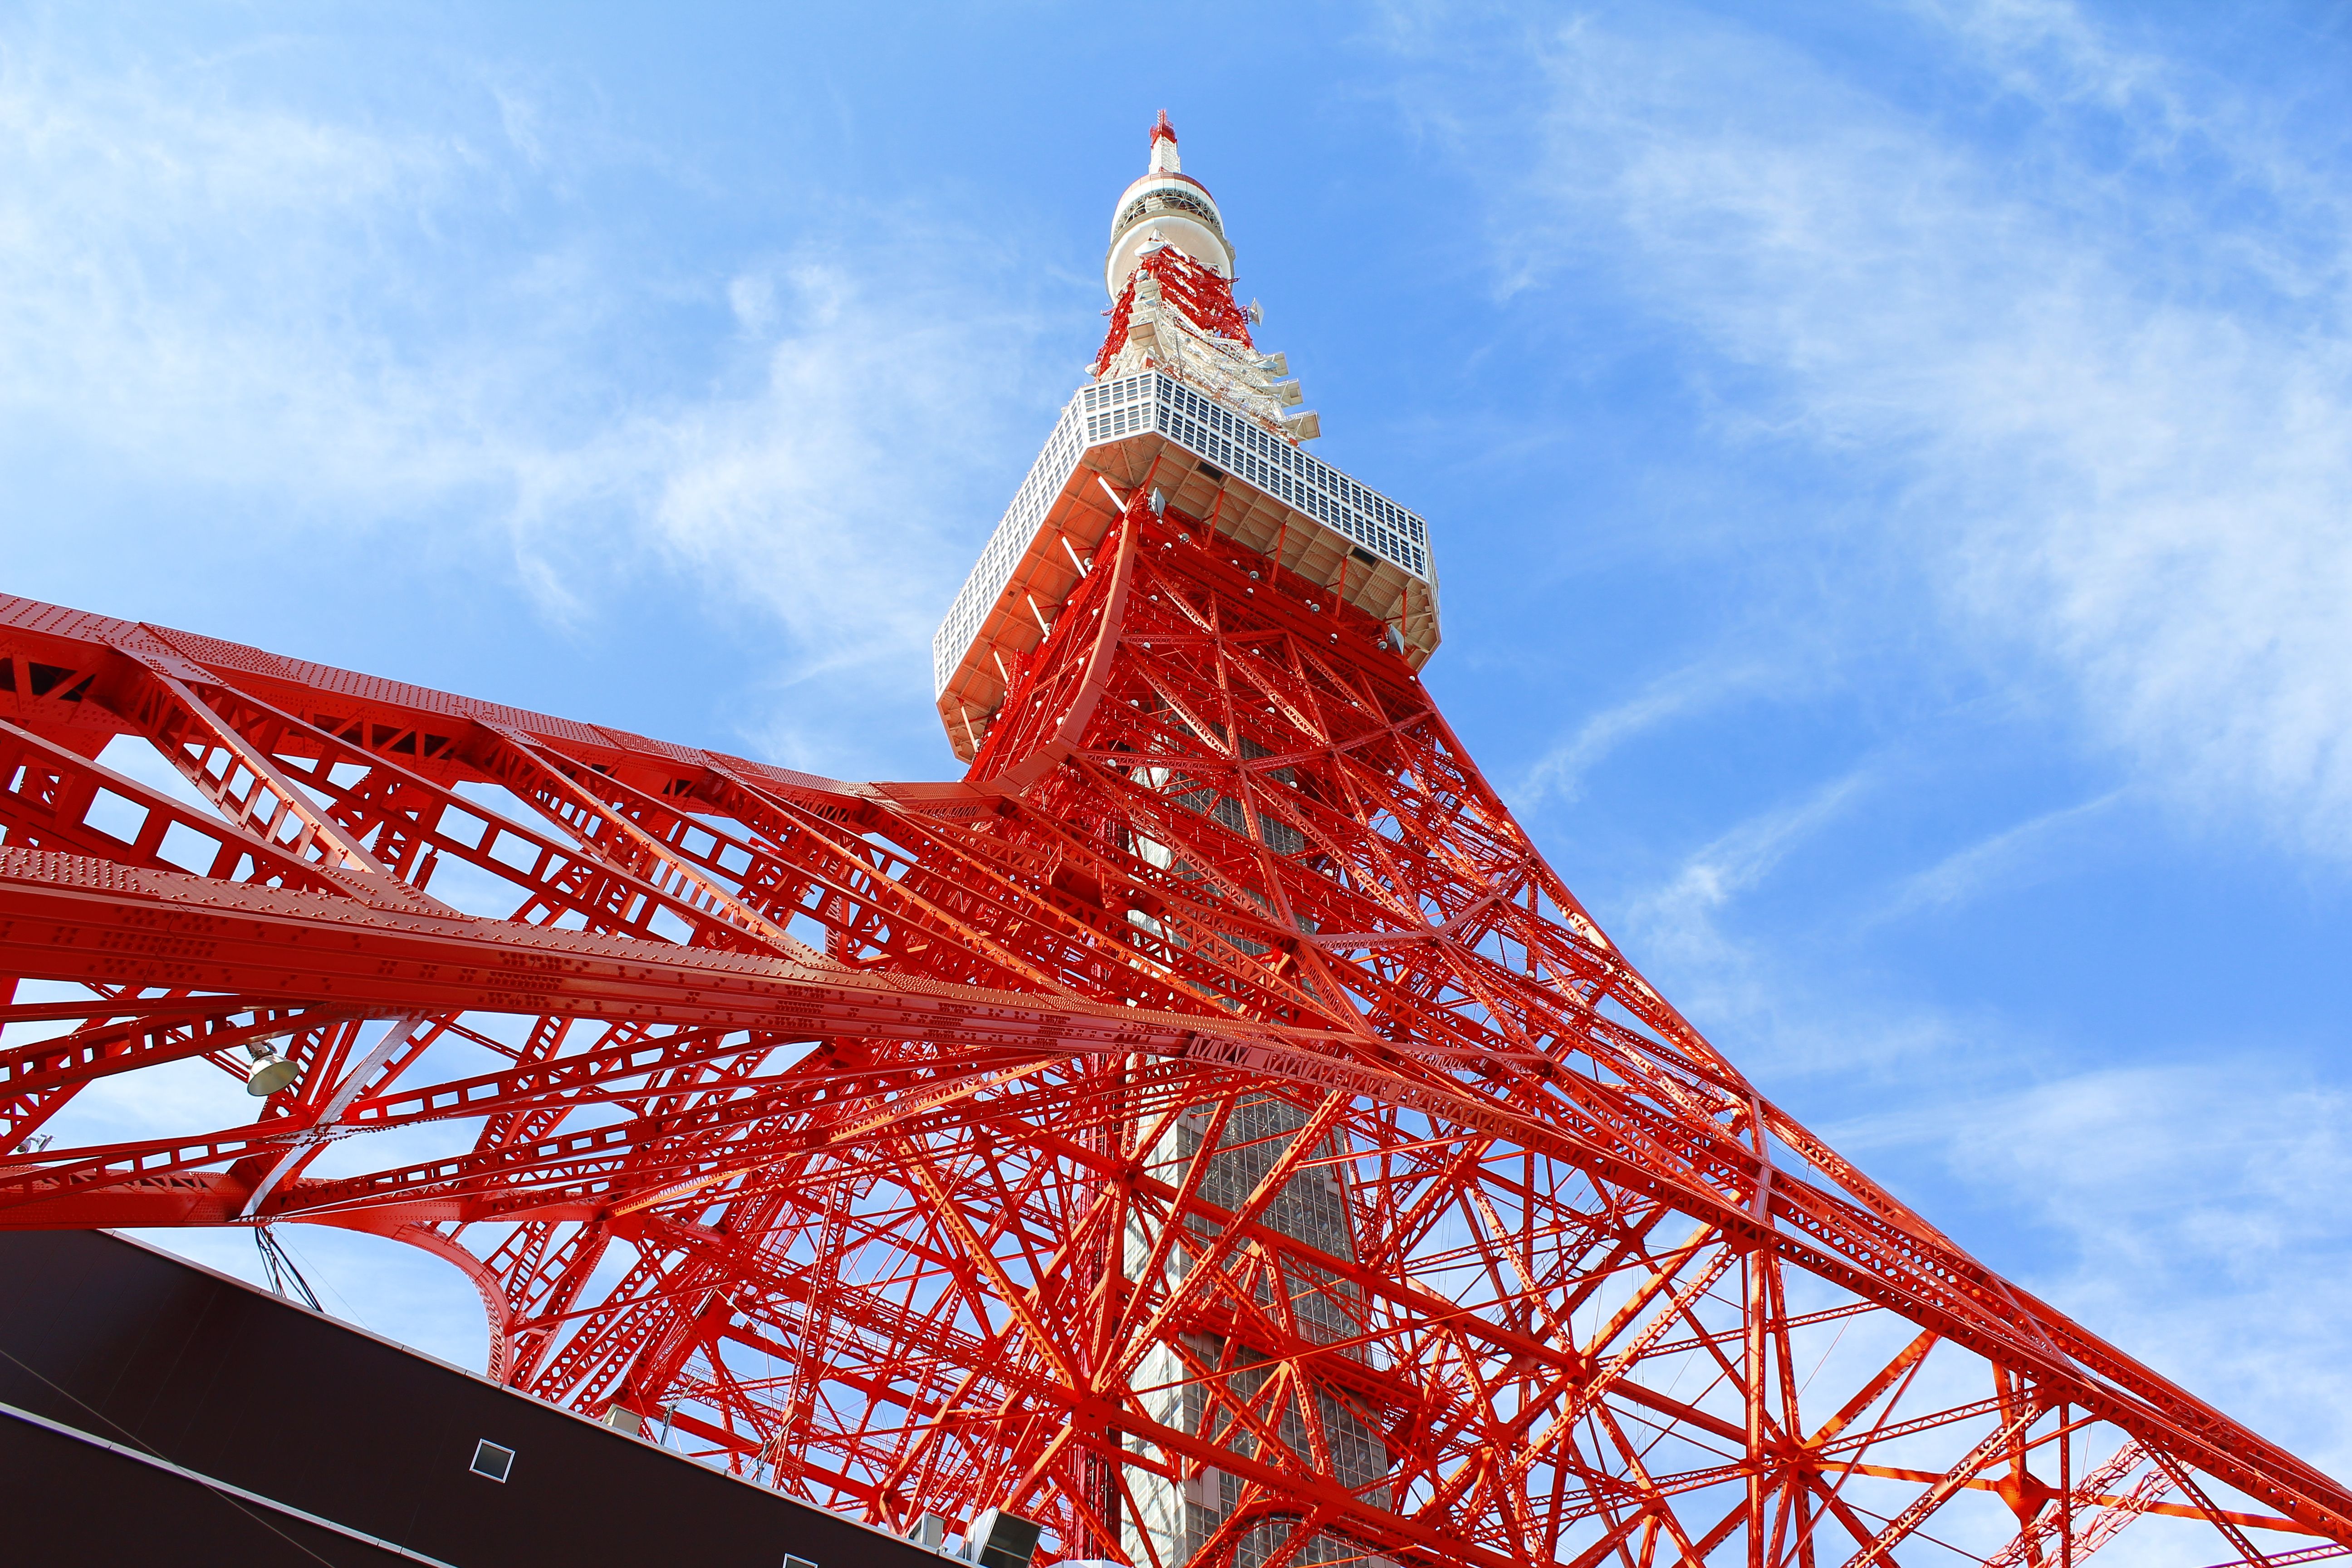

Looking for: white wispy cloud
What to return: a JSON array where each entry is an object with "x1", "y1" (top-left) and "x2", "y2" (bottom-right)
[
  {"x1": 485, "y1": 239, "x2": 1069, "y2": 667},
  {"x1": 1520, "y1": 657, "x2": 1777, "y2": 804},
  {"x1": 0, "y1": 45, "x2": 569, "y2": 519},
  {"x1": 1875, "y1": 787, "x2": 2127, "y2": 920},
  {"x1": 647, "y1": 255, "x2": 1065, "y2": 662},
  {"x1": 1606, "y1": 765, "x2": 1950, "y2": 1075},
  {"x1": 1460, "y1": 0, "x2": 2352, "y2": 854},
  {"x1": 1635, "y1": 764, "x2": 1880, "y2": 932},
  {"x1": 0, "y1": 36, "x2": 1073, "y2": 728},
  {"x1": 1836, "y1": 1060, "x2": 2352, "y2": 1485}
]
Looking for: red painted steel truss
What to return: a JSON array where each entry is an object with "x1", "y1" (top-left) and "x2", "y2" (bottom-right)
[
  {"x1": 1095, "y1": 243, "x2": 1256, "y2": 378},
  {"x1": 1, "y1": 520, "x2": 2346, "y2": 1568}
]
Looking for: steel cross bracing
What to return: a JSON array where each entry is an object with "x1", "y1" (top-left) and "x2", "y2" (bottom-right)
[{"x1": 0, "y1": 545, "x2": 2345, "y2": 1568}]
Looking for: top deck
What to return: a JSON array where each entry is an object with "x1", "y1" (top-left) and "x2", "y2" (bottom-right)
[{"x1": 931, "y1": 371, "x2": 1440, "y2": 759}]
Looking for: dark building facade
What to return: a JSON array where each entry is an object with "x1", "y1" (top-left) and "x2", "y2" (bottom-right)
[{"x1": 0, "y1": 1228, "x2": 947, "y2": 1567}]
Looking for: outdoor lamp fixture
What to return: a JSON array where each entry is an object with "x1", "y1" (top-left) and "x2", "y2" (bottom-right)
[{"x1": 245, "y1": 1039, "x2": 300, "y2": 1097}]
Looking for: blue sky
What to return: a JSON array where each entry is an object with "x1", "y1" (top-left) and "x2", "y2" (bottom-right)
[{"x1": 8, "y1": 0, "x2": 2350, "y2": 1498}]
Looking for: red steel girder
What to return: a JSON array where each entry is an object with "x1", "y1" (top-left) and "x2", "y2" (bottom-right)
[{"x1": 2, "y1": 553, "x2": 2347, "y2": 1568}]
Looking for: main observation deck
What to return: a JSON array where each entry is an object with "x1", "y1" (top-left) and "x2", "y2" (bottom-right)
[{"x1": 931, "y1": 370, "x2": 1440, "y2": 760}]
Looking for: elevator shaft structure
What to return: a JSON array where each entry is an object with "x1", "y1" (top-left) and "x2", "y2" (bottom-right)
[{"x1": 1, "y1": 114, "x2": 2347, "y2": 1568}]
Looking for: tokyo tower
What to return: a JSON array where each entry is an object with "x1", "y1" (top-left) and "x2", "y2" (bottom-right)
[{"x1": 2, "y1": 113, "x2": 2346, "y2": 1568}]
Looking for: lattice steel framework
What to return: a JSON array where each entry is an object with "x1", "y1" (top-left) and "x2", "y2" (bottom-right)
[{"x1": 1, "y1": 530, "x2": 2345, "y2": 1568}]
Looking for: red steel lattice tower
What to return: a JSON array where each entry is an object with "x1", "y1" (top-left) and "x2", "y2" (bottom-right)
[{"x1": 3, "y1": 116, "x2": 2347, "y2": 1568}]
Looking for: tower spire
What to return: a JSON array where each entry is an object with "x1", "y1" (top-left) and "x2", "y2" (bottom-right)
[
  {"x1": 1105, "y1": 110, "x2": 1231, "y2": 299},
  {"x1": 1148, "y1": 108, "x2": 1180, "y2": 174},
  {"x1": 1094, "y1": 116, "x2": 1314, "y2": 436}
]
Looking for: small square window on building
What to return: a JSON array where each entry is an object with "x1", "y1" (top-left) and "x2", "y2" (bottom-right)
[{"x1": 470, "y1": 1439, "x2": 515, "y2": 1483}]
